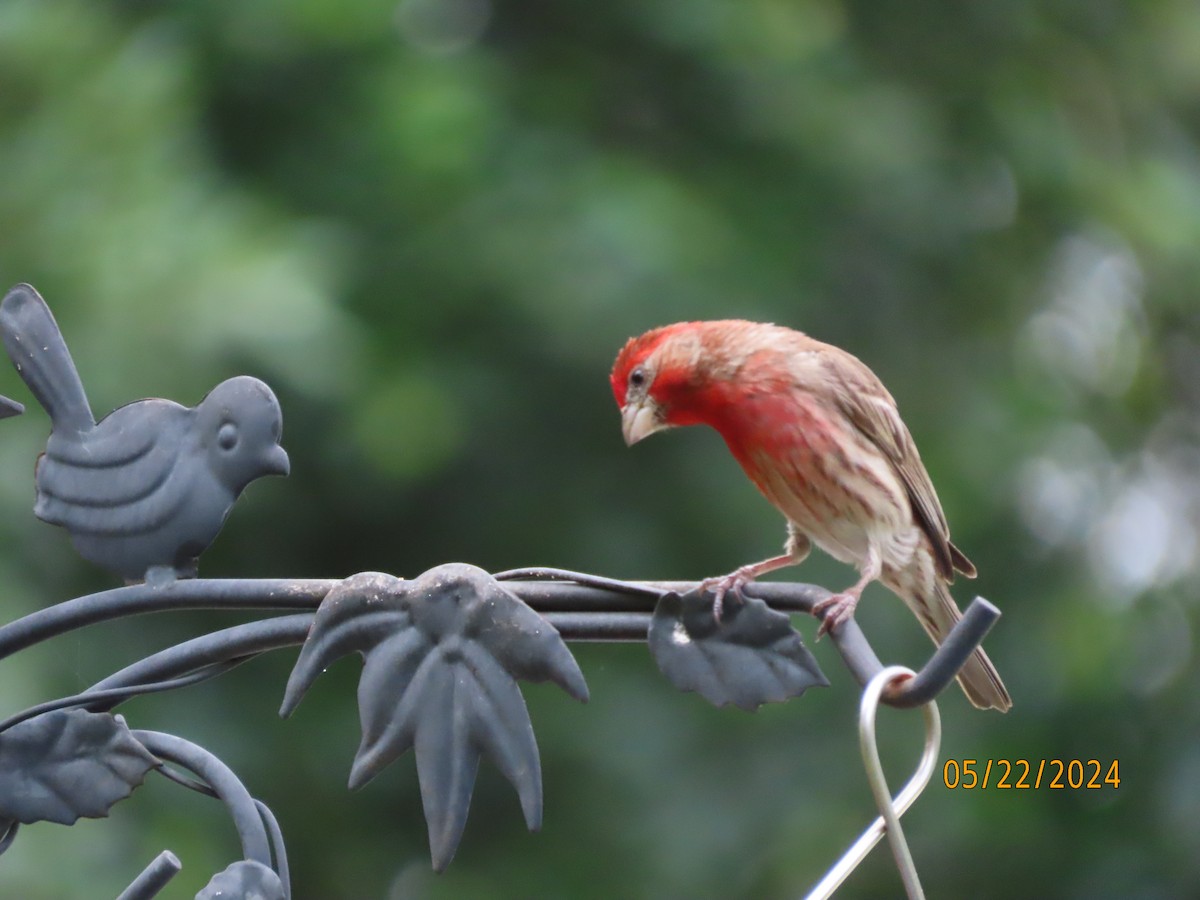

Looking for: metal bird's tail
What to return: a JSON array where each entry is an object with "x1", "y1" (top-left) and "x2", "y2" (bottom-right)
[
  {"x1": 0, "y1": 284, "x2": 93, "y2": 435},
  {"x1": 917, "y1": 580, "x2": 1012, "y2": 711}
]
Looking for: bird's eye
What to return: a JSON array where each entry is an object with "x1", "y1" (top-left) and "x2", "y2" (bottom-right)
[
  {"x1": 217, "y1": 422, "x2": 239, "y2": 451},
  {"x1": 629, "y1": 366, "x2": 647, "y2": 390}
]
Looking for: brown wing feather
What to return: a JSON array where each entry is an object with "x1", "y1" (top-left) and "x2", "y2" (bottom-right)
[
  {"x1": 818, "y1": 344, "x2": 974, "y2": 582},
  {"x1": 949, "y1": 541, "x2": 977, "y2": 578}
]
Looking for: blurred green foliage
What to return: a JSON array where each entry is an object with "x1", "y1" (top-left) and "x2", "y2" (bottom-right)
[{"x1": 1, "y1": 0, "x2": 1198, "y2": 897}]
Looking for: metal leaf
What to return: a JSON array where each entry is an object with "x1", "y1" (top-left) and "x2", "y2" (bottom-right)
[
  {"x1": 279, "y1": 564, "x2": 588, "y2": 871},
  {"x1": 0, "y1": 709, "x2": 158, "y2": 824},
  {"x1": 195, "y1": 860, "x2": 285, "y2": 900},
  {"x1": 279, "y1": 571, "x2": 409, "y2": 717},
  {"x1": 648, "y1": 590, "x2": 829, "y2": 711}
]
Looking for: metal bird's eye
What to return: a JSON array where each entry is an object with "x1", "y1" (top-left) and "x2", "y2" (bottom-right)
[
  {"x1": 628, "y1": 366, "x2": 647, "y2": 390},
  {"x1": 217, "y1": 422, "x2": 239, "y2": 451}
]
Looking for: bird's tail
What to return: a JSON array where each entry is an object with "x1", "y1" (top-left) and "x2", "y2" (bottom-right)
[
  {"x1": 0, "y1": 284, "x2": 93, "y2": 434},
  {"x1": 908, "y1": 579, "x2": 1012, "y2": 712}
]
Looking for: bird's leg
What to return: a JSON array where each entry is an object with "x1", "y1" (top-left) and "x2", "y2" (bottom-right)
[
  {"x1": 813, "y1": 544, "x2": 882, "y2": 638},
  {"x1": 701, "y1": 529, "x2": 811, "y2": 621}
]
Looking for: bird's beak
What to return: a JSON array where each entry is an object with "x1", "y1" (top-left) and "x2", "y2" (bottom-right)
[
  {"x1": 620, "y1": 399, "x2": 665, "y2": 446},
  {"x1": 265, "y1": 444, "x2": 291, "y2": 477}
]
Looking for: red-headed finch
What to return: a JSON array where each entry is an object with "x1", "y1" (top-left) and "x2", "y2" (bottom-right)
[{"x1": 611, "y1": 320, "x2": 1010, "y2": 711}]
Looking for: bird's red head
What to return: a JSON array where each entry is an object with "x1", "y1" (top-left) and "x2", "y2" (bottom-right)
[
  {"x1": 611, "y1": 325, "x2": 680, "y2": 407},
  {"x1": 610, "y1": 320, "x2": 776, "y2": 445},
  {"x1": 609, "y1": 323, "x2": 700, "y2": 445}
]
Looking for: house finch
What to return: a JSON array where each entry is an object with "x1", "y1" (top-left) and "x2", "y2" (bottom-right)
[{"x1": 611, "y1": 320, "x2": 1011, "y2": 711}]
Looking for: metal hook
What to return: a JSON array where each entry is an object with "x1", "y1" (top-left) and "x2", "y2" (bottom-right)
[{"x1": 803, "y1": 666, "x2": 941, "y2": 900}]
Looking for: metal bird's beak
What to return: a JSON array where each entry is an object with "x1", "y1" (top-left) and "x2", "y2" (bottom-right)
[
  {"x1": 620, "y1": 399, "x2": 665, "y2": 446},
  {"x1": 265, "y1": 445, "x2": 291, "y2": 477}
]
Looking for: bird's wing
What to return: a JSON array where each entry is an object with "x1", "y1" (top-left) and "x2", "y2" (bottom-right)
[
  {"x1": 35, "y1": 401, "x2": 194, "y2": 537},
  {"x1": 819, "y1": 346, "x2": 974, "y2": 581}
]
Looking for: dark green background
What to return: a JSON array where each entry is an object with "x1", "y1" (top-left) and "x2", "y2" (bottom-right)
[{"x1": 0, "y1": 1, "x2": 1196, "y2": 897}]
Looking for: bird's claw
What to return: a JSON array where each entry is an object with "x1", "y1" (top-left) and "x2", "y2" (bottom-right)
[
  {"x1": 698, "y1": 569, "x2": 754, "y2": 622},
  {"x1": 812, "y1": 591, "x2": 858, "y2": 640}
]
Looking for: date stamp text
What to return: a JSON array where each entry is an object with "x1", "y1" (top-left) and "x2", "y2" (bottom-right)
[{"x1": 942, "y1": 758, "x2": 1120, "y2": 789}]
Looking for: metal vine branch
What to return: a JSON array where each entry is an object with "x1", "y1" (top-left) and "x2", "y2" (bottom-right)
[{"x1": 0, "y1": 284, "x2": 1000, "y2": 899}]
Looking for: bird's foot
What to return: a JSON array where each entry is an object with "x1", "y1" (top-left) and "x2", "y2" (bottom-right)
[
  {"x1": 813, "y1": 591, "x2": 860, "y2": 639},
  {"x1": 698, "y1": 567, "x2": 756, "y2": 622}
]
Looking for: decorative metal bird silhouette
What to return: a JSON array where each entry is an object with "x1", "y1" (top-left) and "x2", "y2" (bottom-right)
[{"x1": 0, "y1": 283, "x2": 290, "y2": 583}]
